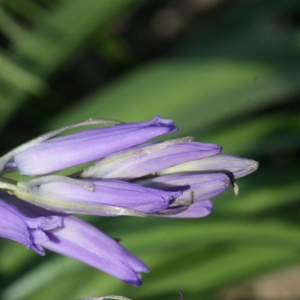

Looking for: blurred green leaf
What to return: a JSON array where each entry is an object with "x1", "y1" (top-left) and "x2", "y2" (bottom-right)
[
  {"x1": 0, "y1": 51, "x2": 46, "y2": 95},
  {"x1": 0, "y1": 0, "x2": 140, "y2": 129},
  {"x1": 0, "y1": 0, "x2": 300, "y2": 299}
]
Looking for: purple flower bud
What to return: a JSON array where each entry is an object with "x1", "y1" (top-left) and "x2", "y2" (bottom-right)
[
  {"x1": 14, "y1": 176, "x2": 182, "y2": 216},
  {"x1": 156, "y1": 200, "x2": 214, "y2": 218},
  {"x1": 158, "y1": 154, "x2": 259, "y2": 179},
  {"x1": 13, "y1": 117, "x2": 177, "y2": 176},
  {"x1": 44, "y1": 215, "x2": 148, "y2": 285},
  {"x1": 81, "y1": 138, "x2": 222, "y2": 180},
  {"x1": 0, "y1": 194, "x2": 62, "y2": 255},
  {"x1": 0, "y1": 116, "x2": 259, "y2": 284},
  {"x1": 1, "y1": 193, "x2": 148, "y2": 285},
  {"x1": 138, "y1": 173, "x2": 230, "y2": 202}
]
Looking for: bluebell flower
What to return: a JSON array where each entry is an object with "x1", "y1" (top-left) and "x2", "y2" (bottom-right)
[
  {"x1": 1, "y1": 117, "x2": 177, "y2": 176},
  {"x1": 0, "y1": 194, "x2": 62, "y2": 255},
  {"x1": 158, "y1": 153, "x2": 259, "y2": 179},
  {"x1": 80, "y1": 137, "x2": 222, "y2": 180},
  {"x1": 137, "y1": 173, "x2": 230, "y2": 218},
  {"x1": 13, "y1": 175, "x2": 182, "y2": 216},
  {"x1": 0, "y1": 192, "x2": 148, "y2": 285},
  {"x1": 0, "y1": 116, "x2": 258, "y2": 284}
]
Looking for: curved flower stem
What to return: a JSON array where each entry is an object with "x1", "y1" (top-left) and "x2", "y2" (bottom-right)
[{"x1": 179, "y1": 291, "x2": 184, "y2": 300}]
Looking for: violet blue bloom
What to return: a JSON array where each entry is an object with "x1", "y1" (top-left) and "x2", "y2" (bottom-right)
[
  {"x1": 13, "y1": 176, "x2": 182, "y2": 216},
  {"x1": 0, "y1": 192, "x2": 148, "y2": 285},
  {"x1": 0, "y1": 195, "x2": 62, "y2": 255},
  {"x1": 0, "y1": 116, "x2": 259, "y2": 284},
  {"x1": 158, "y1": 153, "x2": 259, "y2": 179},
  {"x1": 155, "y1": 200, "x2": 214, "y2": 219},
  {"x1": 43, "y1": 215, "x2": 148, "y2": 285},
  {"x1": 81, "y1": 138, "x2": 222, "y2": 180},
  {"x1": 2, "y1": 117, "x2": 177, "y2": 176},
  {"x1": 137, "y1": 173, "x2": 230, "y2": 217}
]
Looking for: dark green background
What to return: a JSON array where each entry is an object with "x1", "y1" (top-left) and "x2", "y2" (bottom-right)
[{"x1": 0, "y1": 1, "x2": 299, "y2": 299}]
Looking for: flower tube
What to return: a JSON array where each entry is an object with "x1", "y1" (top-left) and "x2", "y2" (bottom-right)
[
  {"x1": 158, "y1": 154, "x2": 259, "y2": 179},
  {"x1": 155, "y1": 200, "x2": 214, "y2": 219},
  {"x1": 1, "y1": 193, "x2": 148, "y2": 285},
  {"x1": 138, "y1": 173, "x2": 230, "y2": 202},
  {"x1": 137, "y1": 173, "x2": 230, "y2": 217},
  {"x1": 43, "y1": 215, "x2": 148, "y2": 285},
  {"x1": 6, "y1": 117, "x2": 177, "y2": 176},
  {"x1": 13, "y1": 176, "x2": 182, "y2": 216},
  {"x1": 81, "y1": 138, "x2": 222, "y2": 180},
  {"x1": 0, "y1": 193, "x2": 62, "y2": 255}
]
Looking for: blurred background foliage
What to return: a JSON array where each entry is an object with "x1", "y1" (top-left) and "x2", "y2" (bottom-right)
[{"x1": 0, "y1": 0, "x2": 300, "y2": 299}]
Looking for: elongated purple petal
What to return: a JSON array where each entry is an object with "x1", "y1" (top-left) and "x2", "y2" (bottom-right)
[
  {"x1": 0, "y1": 193, "x2": 62, "y2": 255},
  {"x1": 0, "y1": 198, "x2": 34, "y2": 249},
  {"x1": 14, "y1": 117, "x2": 177, "y2": 176},
  {"x1": 2, "y1": 195, "x2": 149, "y2": 285},
  {"x1": 137, "y1": 173, "x2": 230, "y2": 203},
  {"x1": 156, "y1": 200, "x2": 213, "y2": 218},
  {"x1": 159, "y1": 154, "x2": 259, "y2": 179},
  {"x1": 43, "y1": 215, "x2": 149, "y2": 285},
  {"x1": 15, "y1": 177, "x2": 182, "y2": 215},
  {"x1": 81, "y1": 139, "x2": 222, "y2": 180}
]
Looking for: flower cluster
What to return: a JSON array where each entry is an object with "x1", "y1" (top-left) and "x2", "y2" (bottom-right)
[{"x1": 0, "y1": 116, "x2": 258, "y2": 285}]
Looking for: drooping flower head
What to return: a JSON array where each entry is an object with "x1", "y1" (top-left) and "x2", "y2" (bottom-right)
[
  {"x1": 0, "y1": 116, "x2": 258, "y2": 285},
  {"x1": 0, "y1": 192, "x2": 148, "y2": 285}
]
